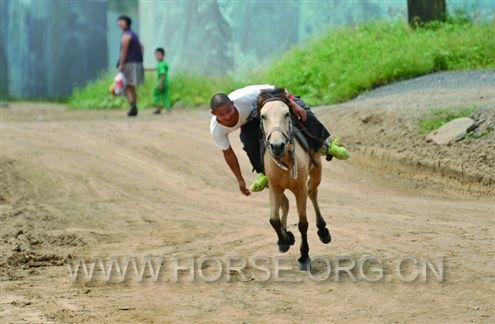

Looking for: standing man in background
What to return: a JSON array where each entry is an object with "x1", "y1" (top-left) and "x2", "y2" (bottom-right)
[{"x1": 117, "y1": 15, "x2": 144, "y2": 117}]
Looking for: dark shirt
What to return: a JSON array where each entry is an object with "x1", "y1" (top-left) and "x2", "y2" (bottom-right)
[{"x1": 121, "y1": 28, "x2": 143, "y2": 63}]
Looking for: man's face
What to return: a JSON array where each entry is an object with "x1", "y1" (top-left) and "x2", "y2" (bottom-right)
[
  {"x1": 212, "y1": 102, "x2": 237, "y2": 125},
  {"x1": 117, "y1": 20, "x2": 128, "y2": 30},
  {"x1": 154, "y1": 52, "x2": 164, "y2": 61}
]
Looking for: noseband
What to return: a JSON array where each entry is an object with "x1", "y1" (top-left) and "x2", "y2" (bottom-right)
[{"x1": 260, "y1": 104, "x2": 298, "y2": 179}]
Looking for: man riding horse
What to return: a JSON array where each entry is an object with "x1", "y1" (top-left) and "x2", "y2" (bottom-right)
[{"x1": 209, "y1": 84, "x2": 349, "y2": 196}]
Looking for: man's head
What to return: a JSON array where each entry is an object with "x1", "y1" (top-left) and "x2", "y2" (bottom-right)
[
  {"x1": 210, "y1": 93, "x2": 237, "y2": 125},
  {"x1": 155, "y1": 48, "x2": 165, "y2": 61},
  {"x1": 117, "y1": 15, "x2": 132, "y2": 30}
]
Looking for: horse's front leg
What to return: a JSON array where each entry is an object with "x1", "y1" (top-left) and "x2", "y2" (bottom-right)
[
  {"x1": 294, "y1": 187, "x2": 310, "y2": 271},
  {"x1": 269, "y1": 186, "x2": 295, "y2": 253},
  {"x1": 280, "y1": 193, "x2": 289, "y2": 229}
]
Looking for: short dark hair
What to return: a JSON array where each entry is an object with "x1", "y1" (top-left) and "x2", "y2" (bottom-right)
[
  {"x1": 210, "y1": 93, "x2": 231, "y2": 111},
  {"x1": 117, "y1": 15, "x2": 132, "y2": 27},
  {"x1": 155, "y1": 48, "x2": 165, "y2": 55}
]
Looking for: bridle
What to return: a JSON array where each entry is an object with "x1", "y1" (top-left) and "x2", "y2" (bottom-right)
[{"x1": 260, "y1": 100, "x2": 298, "y2": 179}]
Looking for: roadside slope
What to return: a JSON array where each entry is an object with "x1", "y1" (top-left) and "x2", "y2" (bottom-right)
[{"x1": 316, "y1": 71, "x2": 495, "y2": 196}]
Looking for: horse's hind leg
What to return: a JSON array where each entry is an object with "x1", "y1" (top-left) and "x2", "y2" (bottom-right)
[
  {"x1": 308, "y1": 164, "x2": 331, "y2": 244},
  {"x1": 269, "y1": 187, "x2": 294, "y2": 253},
  {"x1": 310, "y1": 187, "x2": 331, "y2": 244}
]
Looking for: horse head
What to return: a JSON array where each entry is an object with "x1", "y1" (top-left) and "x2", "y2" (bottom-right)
[{"x1": 257, "y1": 88, "x2": 294, "y2": 160}]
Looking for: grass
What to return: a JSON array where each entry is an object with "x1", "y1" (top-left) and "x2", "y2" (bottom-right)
[
  {"x1": 264, "y1": 20, "x2": 495, "y2": 105},
  {"x1": 69, "y1": 19, "x2": 495, "y2": 109},
  {"x1": 68, "y1": 71, "x2": 240, "y2": 109},
  {"x1": 418, "y1": 106, "x2": 476, "y2": 134}
]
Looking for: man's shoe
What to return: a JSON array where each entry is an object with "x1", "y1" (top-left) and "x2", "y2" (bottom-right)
[
  {"x1": 127, "y1": 106, "x2": 138, "y2": 117},
  {"x1": 320, "y1": 138, "x2": 350, "y2": 160},
  {"x1": 249, "y1": 173, "x2": 269, "y2": 192}
]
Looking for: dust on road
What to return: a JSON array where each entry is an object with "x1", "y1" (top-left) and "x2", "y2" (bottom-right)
[{"x1": 0, "y1": 103, "x2": 493, "y2": 323}]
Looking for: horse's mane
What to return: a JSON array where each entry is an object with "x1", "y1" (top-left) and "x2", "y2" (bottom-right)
[{"x1": 257, "y1": 87, "x2": 292, "y2": 115}]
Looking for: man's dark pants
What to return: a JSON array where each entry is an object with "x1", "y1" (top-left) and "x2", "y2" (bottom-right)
[{"x1": 239, "y1": 97, "x2": 330, "y2": 174}]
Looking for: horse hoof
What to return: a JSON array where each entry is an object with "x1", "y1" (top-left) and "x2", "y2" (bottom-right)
[
  {"x1": 278, "y1": 243, "x2": 291, "y2": 253},
  {"x1": 298, "y1": 257, "x2": 311, "y2": 271},
  {"x1": 277, "y1": 231, "x2": 295, "y2": 253},
  {"x1": 318, "y1": 228, "x2": 331, "y2": 244},
  {"x1": 286, "y1": 231, "x2": 295, "y2": 246}
]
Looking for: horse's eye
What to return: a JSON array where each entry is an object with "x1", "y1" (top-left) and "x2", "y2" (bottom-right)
[
  {"x1": 261, "y1": 115, "x2": 266, "y2": 120},
  {"x1": 285, "y1": 112, "x2": 290, "y2": 118}
]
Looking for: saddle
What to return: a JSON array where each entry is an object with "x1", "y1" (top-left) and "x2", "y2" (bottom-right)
[
  {"x1": 292, "y1": 117, "x2": 333, "y2": 162},
  {"x1": 293, "y1": 126, "x2": 311, "y2": 153}
]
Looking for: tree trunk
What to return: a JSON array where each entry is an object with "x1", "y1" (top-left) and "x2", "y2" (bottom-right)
[{"x1": 407, "y1": 0, "x2": 447, "y2": 26}]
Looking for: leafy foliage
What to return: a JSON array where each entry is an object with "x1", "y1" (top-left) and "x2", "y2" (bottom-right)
[
  {"x1": 264, "y1": 20, "x2": 495, "y2": 105},
  {"x1": 68, "y1": 72, "x2": 239, "y2": 109},
  {"x1": 69, "y1": 20, "x2": 495, "y2": 109}
]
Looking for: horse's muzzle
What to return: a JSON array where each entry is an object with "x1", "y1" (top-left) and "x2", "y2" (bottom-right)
[{"x1": 270, "y1": 142, "x2": 286, "y2": 159}]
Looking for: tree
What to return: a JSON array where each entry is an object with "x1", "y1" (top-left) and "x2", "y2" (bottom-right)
[{"x1": 407, "y1": 0, "x2": 447, "y2": 26}]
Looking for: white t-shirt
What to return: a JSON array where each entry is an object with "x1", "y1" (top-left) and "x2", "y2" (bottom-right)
[{"x1": 210, "y1": 84, "x2": 274, "y2": 150}]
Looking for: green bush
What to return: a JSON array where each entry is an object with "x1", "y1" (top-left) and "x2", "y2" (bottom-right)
[
  {"x1": 68, "y1": 72, "x2": 127, "y2": 109},
  {"x1": 68, "y1": 71, "x2": 239, "y2": 109},
  {"x1": 168, "y1": 73, "x2": 241, "y2": 108},
  {"x1": 265, "y1": 20, "x2": 495, "y2": 105},
  {"x1": 69, "y1": 20, "x2": 495, "y2": 109}
]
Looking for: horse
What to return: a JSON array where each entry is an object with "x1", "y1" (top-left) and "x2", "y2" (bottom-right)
[{"x1": 257, "y1": 88, "x2": 331, "y2": 271}]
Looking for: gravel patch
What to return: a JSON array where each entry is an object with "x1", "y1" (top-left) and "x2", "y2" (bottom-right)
[{"x1": 355, "y1": 70, "x2": 495, "y2": 101}]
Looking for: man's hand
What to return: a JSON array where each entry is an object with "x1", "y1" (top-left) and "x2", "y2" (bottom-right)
[
  {"x1": 222, "y1": 147, "x2": 250, "y2": 196},
  {"x1": 292, "y1": 103, "x2": 307, "y2": 122},
  {"x1": 118, "y1": 64, "x2": 124, "y2": 72},
  {"x1": 238, "y1": 178, "x2": 251, "y2": 196}
]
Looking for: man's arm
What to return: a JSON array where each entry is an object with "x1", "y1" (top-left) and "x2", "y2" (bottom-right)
[
  {"x1": 284, "y1": 89, "x2": 307, "y2": 121},
  {"x1": 222, "y1": 146, "x2": 250, "y2": 196},
  {"x1": 118, "y1": 34, "x2": 131, "y2": 71},
  {"x1": 289, "y1": 100, "x2": 307, "y2": 121}
]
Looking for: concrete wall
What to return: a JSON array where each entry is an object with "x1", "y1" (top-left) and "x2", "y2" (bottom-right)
[
  {"x1": 0, "y1": 0, "x2": 8, "y2": 99},
  {"x1": 2, "y1": 0, "x2": 108, "y2": 98},
  {"x1": 139, "y1": 0, "x2": 407, "y2": 75},
  {"x1": 139, "y1": 0, "x2": 494, "y2": 76},
  {"x1": 1, "y1": 0, "x2": 493, "y2": 99}
]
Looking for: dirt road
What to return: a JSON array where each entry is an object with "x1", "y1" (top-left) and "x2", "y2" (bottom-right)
[{"x1": 1, "y1": 103, "x2": 494, "y2": 323}]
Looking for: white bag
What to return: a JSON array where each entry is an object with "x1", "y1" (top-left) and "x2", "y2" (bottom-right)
[{"x1": 113, "y1": 72, "x2": 127, "y2": 96}]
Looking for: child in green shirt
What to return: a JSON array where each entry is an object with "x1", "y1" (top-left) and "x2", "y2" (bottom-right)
[{"x1": 153, "y1": 48, "x2": 171, "y2": 114}]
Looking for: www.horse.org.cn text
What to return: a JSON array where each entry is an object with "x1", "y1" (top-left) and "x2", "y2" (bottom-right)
[{"x1": 66, "y1": 255, "x2": 444, "y2": 283}]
